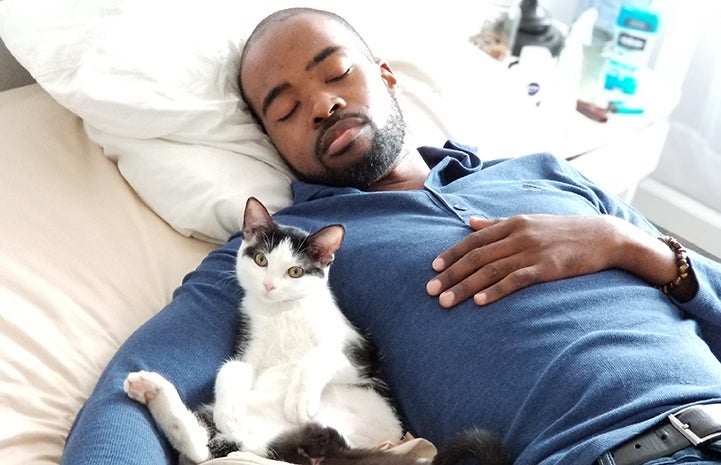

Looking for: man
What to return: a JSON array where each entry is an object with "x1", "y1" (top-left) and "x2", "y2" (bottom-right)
[{"x1": 62, "y1": 7, "x2": 721, "y2": 465}]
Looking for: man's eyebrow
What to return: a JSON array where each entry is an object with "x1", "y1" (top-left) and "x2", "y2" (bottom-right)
[
  {"x1": 261, "y1": 82, "x2": 291, "y2": 117},
  {"x1": 305, "y1": 45, "x2": 343, "y2": 72},
  {"x1": 261, "y1": 46, "x2": 344, "y2": 117}
]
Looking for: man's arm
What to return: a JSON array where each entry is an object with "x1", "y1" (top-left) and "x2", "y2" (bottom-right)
[
  {"x1": 61, "y1": 237, "x2": 243, "y2": 465},
  {"x1": 426, "y1": 214, "x2": 696, "y2": 308}
]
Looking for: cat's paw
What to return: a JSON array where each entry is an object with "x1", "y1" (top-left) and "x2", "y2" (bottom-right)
[
  {"x1": 207, "y1": 433, "x2": 242, "y2": 458},
  {"x1": 270, "y1": 423, "x2": 349, "y2": 464},
  {"x1": 213, "y1": 408, "x2": 247, "y2": 437},
  {"x1": 214, "y1": 360, "x2": 251, "y2": 435},
  {"x1": 284, "y1": 383, "x2": 321, "y2": 424},
  {"x1": 298, "y1": 423, "x2": 348, "y2": 457},
  {"x1": 124, "y1": 371, "x2": 169, "y2": 405}
]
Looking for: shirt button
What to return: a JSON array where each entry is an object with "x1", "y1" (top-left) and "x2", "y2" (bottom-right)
[{"x1": 453, "y1": 204, "x2": 468, "y2": 211}]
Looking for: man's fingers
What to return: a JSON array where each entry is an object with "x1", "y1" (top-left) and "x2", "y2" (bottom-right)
[
  {"x1": 433, "y1": 256, "x2": 524, "y2": 308},
  {"x1": 428, "y1": 245, "x2": 495, "y2": 296},
  {"x1": 431, "y1": 218, "x2": 505, "y2": 272},
  {"x1": 473, "y1": 266, "x2": 542, "y2": 306},
  {"x1": 469, "y1": 216, "x2": 503, "y2": 231}
]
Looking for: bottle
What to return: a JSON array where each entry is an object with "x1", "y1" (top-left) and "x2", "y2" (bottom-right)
[
  {"x1": 603, "y1": 4, "x2": 660, "y2": 96},
  {"x1": 469, "y1": 0, "x2": 522, "y2": 61},
  {"x1": 545, "y1": 7, "x2": 595, "y2": 123}
]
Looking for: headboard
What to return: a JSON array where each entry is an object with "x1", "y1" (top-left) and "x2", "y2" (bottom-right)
[{"x1": 0, "y1": 38, "x2": 34, "y2": 91}]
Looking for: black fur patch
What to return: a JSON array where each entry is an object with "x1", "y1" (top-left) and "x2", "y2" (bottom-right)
[
  {"x1": 433, "y1": 428, "x2": 511, "y2": 465},
  {"x1": 195, "y1": 407, "x2": 242, "y2": 458}
]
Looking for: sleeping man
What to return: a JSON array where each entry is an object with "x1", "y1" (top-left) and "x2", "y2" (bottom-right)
[{"x1": 62, "y1": 7, "x2": 721, "y2": 465}]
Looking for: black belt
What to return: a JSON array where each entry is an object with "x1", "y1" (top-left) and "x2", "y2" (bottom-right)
[{"x1": 599, "y1": 403, "x2": 721, "y2": 465}]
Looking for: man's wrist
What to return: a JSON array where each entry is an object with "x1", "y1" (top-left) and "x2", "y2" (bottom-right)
[{"x1": 656, "y1": 235, "x2": 698, "y2": 303}]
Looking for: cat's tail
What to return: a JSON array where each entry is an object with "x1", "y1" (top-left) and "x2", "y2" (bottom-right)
[{"x1": 432, "y1": 428, "x2": 511, "y2": 465}]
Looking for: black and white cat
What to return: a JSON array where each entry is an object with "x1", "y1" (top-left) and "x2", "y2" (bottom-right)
[
  {"x1": 124, "y1": 197, "x2": 510, "y2": 465},
  {"x1": 124, "y1": 197, "x2": 404, "y2": 463}
]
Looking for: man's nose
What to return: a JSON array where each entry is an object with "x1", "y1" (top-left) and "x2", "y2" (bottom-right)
[{"x1": 311, "y1": 93, "x2": 346, "y2": 127}]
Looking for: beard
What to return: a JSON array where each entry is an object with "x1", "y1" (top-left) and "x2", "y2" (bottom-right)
[{"x1": 309, "y1": 95, "x2": 406, "y2": 189}]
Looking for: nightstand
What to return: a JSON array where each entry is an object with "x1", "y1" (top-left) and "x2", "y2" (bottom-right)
[
  {"x1": 482, "y1": 23, "x2": 678, "y2": 202},
  {"x1": 559, "y1": 74, "x2": 679, "y2": 202},
  {"x1": 502, "y1": 50, "x2": 680, "y2": 202},
  {"x1": 389, "y1": 38, "x2": 677, "y2": 203}
]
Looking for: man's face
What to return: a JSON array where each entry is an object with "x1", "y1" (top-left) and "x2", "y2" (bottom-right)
[{"x1": 240, "y1": 13, "x2": 405, "y2": 188}]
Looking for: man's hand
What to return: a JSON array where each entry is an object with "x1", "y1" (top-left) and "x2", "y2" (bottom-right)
[{"x1": 425, "y1": 214, "x2": 674, "y2": 308}]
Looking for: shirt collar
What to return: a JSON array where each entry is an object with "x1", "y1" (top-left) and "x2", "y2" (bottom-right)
[{"x1": 291, "y1": 140, "x2": 483, "y2": 203}]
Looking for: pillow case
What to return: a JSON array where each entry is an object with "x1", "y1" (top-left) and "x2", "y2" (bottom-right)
[
  {"x1": 0, "y1": 0, "x2": 543, "y2": 243},
  {"x1": 0, "y1": 0, "x2": 294, "y2": 242}
]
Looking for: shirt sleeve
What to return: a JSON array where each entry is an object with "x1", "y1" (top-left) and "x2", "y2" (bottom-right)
[{"x1": 677, "y1": 253, "x2": 721, "y2": 359}]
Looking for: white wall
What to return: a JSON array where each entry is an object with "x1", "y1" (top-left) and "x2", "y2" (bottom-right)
[
  {"x1": 630, "y1": 0, "x2": 721, "y2": 258},
  {"x1": 541, "y1": 0, "x2": 582, "y2": 24}
]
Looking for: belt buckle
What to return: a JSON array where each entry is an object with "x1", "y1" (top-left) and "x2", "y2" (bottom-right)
[{"x1": 668, "y1": 405, "x2": 721, "y2": 446}]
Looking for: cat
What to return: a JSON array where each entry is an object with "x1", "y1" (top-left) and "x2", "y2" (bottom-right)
[
  {"x1": 124, "y1": 197, "x2": 511, "y2": 465},
  {"x1": 124, "y1": 196, "x2": 404, "y2": 463}
]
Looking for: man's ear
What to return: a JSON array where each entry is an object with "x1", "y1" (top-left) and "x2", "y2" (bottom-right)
[{"x1": 377, "y1": 59, "x2": 399, "y2": 94}]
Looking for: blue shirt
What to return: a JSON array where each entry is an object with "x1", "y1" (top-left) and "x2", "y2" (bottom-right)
[{"x1": 271, "y1": 141, "x2": 721, "y2": 465}]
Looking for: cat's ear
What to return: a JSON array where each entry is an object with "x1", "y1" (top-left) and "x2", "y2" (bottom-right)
[
  {"x1": 242, "y1": 197, "x2": 274, "y2": 240},
  {"x1": 307, "y1": 225, "x2": 345, "y2": 267}
]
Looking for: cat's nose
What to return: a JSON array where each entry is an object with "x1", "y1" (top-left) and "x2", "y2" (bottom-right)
[{"x1": 264, "y1": 282, "x2": 276, "y2": 293}]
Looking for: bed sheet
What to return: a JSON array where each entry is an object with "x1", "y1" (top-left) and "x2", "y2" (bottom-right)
[{"x1": 0, "y1": 84, "x2": 215, "y2": 465}]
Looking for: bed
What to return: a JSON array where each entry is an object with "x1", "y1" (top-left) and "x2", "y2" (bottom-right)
[{"x1": 0, "y1": 1, "x2": 667, "y2": 464}]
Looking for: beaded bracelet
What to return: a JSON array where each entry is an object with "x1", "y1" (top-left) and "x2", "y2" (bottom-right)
[{"x1": 657, "y1": 235, "x2": 691, "y2": 295}]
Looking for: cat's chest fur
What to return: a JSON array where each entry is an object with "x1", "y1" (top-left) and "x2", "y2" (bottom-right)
[{"x1": 239, "y1": 291, "x2": 359, "y2": 376}]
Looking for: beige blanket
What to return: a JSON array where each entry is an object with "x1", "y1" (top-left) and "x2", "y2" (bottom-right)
[{"x1": 0, "y1": 84, "x2": 215, "y2": 464}]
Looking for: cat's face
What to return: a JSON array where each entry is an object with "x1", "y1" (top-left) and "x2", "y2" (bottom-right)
[
  {"x1": 237, "y1": 231, "x2": 329, "y2": 303},
  {"x1": 237, "y1": 197, "x2": 345, "y2": 305}
]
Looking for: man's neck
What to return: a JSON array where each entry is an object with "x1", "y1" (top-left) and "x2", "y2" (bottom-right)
[{"x1": 367, "y1": 147, "x2": 430, "y2": 192}]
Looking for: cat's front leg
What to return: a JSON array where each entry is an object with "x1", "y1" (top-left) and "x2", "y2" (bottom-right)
[
  {"x1": 285, "y1": 345, "x2": 358, "y2": 424},
  {"x1": 124, "y1": 371, "x2": 211, "y2": 463},
  {"x1": 284, "y1": 356, "x2": 329, "y2": 424},
  {"x1": 214, "y1": 359, "x2": 254, "y2": 436}
]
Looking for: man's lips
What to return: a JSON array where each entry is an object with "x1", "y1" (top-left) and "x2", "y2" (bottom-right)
[{"x1": 319, "y1": 117, "x2": 369, "y2": 158}]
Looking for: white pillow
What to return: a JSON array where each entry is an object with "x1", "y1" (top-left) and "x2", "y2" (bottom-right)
[
  {"x1": 0, "y1": 0, "x2": 290, "y2": 242},
  {"x1": 0, "y1": 0, "x2": 544, "y2": 243}
]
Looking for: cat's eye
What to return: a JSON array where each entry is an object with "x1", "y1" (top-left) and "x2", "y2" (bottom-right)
[
  {"x1": 288, "y1": 266, "x2": 304, "y2": 278},
  {"x1": 254, "y1": 253, "x2": 268, "y2": 267}
]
